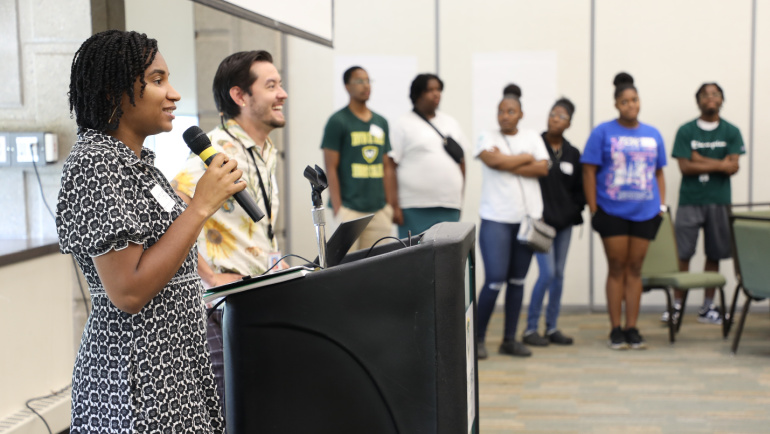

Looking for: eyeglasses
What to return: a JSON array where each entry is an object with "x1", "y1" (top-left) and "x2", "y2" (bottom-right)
[
  {"x1": 549, "y1": 112, "x2": 570, "y2": 121},
  {"x1": 350, "y1": 79, "x2": 372, "y2": 85},
  {"x1": 699, "y1": 92, "x2": 721, "y2": 99}
]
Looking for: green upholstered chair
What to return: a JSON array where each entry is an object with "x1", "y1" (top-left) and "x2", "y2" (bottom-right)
[
  {"x1": 641, "y1": 209, "x2": 727, "y2": 343},
  {"x1": 725, "y1": 206, "x2": 770, "y2": 336},
  {"x1": 728, "y1": 214, "x2": 770, "y2": 354}
]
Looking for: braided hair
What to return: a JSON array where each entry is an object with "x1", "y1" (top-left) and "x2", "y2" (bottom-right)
[{"x1": 69, "y1": 30, "x2": 158, "y2": 133}]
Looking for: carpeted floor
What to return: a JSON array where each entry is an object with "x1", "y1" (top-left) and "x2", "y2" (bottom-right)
[{"x1": 477, "y1": 309, "x2": 770, "y2": 433}]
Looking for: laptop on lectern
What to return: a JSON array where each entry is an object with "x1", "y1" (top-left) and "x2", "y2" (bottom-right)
[{"x1": 313, "y1": 214, "x2": 373, "y2": 267}]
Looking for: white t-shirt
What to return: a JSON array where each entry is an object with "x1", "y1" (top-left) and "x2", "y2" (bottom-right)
[
  {"x1": 389, "y1": 110, "x2": 468, "y2": 209},
  {"x1": 474, "y1": 129, "x2": 549, "y2": 223}
]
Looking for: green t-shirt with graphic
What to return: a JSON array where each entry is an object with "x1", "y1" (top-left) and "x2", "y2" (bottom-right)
[
  {"x1": 321, "y1": 106, "x2": 391, "y2": 212},
  {"x1": 671, "y1": 119, "x2": 745, "y2": 205}
]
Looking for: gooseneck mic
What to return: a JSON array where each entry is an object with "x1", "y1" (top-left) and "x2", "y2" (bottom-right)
[{"x1": 183, "y1": 126, "x2": 265, "y2": 222}]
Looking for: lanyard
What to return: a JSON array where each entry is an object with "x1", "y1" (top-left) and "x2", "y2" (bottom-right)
[
  {"x1": 244, "y1": 147, "x2": 274, "y2": 242},
  {"x1": 221, "y1": 123, "x2": 275, "y2": 244}
]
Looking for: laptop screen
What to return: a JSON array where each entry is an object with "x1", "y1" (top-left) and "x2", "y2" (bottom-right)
[{"x1": 315, "y1": 214, "x2": 373, "y2": 267}]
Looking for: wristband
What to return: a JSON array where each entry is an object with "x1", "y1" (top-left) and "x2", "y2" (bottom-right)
[{"x1": 660, "y1": 204, "x2": 668, "y2": 213}]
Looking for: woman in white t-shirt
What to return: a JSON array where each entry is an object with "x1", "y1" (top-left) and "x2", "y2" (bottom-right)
[{"x1": 475, "y1": 85, "x2": 550, "y2": 359}]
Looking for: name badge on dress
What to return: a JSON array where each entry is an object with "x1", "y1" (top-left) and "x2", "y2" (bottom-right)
[
  {"x1": 560, "y1": 161, "x2": 574, "y2": 175},
  {"x1": 151, "y1": 184, "x2": 176, "y2": 212}
]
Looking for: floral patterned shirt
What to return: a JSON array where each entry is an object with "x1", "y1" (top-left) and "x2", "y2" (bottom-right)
[{"x1": 172, "y1": 120, "x2": 280, "y2": 276}]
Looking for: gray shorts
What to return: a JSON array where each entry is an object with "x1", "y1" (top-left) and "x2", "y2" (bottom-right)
[{"x1": 674, "y1": 204, "x2": 732, "y2": 261}]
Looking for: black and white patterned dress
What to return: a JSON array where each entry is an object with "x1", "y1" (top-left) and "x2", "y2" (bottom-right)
[{"x1": 56, "y1": 129, "x2": 225, "y2": 433}]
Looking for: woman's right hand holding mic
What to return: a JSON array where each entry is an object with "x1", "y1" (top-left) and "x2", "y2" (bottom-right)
[{"x1": 188, "y1": 153, "x2": 247, "y2": 219}]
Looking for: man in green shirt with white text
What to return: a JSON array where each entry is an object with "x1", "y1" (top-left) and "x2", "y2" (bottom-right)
[
  {"x1": 321, "y1": 66, "x2": 400, "y2": 251},
  {"x1": 663, "y1": 83, "x2": 745, "y2": 325}
]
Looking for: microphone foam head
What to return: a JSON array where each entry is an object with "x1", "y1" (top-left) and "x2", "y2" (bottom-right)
[{"x1": 183, "y1": 126, "x2": 210, "y2": 155}]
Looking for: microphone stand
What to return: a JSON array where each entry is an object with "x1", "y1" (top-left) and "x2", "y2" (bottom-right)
[{"x1": 304, "y1": 165, "x2": 329, "y2": 268}]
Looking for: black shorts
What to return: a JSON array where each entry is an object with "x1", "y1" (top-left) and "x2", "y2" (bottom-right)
[{"x1": 591, "y1": 207, "x2": 662, "y2": 240}]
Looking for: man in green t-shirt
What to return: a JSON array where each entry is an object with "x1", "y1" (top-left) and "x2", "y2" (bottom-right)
[
  {"x1": 321, "y1": 66, "x2": 399, "y2": 251},
  {"x1": 662, "y1": 83, "x2": 745, "y2": 325}
]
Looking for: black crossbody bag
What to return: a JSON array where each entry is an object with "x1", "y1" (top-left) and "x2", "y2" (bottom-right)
[{"x1": 413, "y1": 109, "x2": 464, "y2": 164}]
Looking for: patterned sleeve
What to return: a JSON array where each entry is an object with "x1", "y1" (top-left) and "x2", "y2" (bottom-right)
[{"x1": 56, "y1": 150, "x2": 153, "y2": 257}]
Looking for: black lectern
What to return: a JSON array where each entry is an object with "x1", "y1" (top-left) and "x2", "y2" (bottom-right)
[{"x1": 223, "y1": 222, "x2": 479, "y2": 434}]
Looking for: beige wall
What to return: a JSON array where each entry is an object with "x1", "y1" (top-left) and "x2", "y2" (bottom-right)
[
  {"x1": 0, "y1": 0, "x2": 91, "y2": 240},
  {"x1": 124, "y1": 0, "x2": 198, "y2": 116},
  {"x1": 438, "y1": 0, "x2": 593, "y2": 307},
  {"x1": 4, "y1": 0, "x2": 766, "y2": 314},
  {"x1": 286, "y1": 0, "x2": 764, "y2": 309},
  {"x1": 753, "y1": 1, "x2": 770, "y2": 204},
  {"x1": 285, "y1": 0, "x2": 438, "y2": 260},
  {"x1": 0, "y1": 254, "x2": 75, "y2": 431}
]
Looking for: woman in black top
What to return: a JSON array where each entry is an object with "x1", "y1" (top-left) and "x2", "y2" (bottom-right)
[
  {"x1": 57, "y1": 30, "x2": 242, "y2": 433},
  {"x1": 522, "y1": 98, "x2": 585, "y2": 347}
]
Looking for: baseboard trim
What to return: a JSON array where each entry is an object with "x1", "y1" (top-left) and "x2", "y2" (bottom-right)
[{"x1": 0, "y1": 385, "x2": 70, "y2": 434}]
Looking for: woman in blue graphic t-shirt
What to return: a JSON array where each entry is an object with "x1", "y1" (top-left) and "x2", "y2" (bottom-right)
[{"x1": 581, "y1": 72, "x2": 666, "y2": 351}]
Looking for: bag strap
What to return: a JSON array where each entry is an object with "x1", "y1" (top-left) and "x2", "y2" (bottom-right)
[
  {"x1": 413, "y1": 109, "x2": 446, "y2": 140},
  {"x1": 500, "y1": 133, "x2": 532, "y2": 217}
]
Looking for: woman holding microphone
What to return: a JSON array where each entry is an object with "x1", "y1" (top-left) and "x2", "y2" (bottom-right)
[{"x1": 58, "y1": 30, "x2": 235, "y2": 432}]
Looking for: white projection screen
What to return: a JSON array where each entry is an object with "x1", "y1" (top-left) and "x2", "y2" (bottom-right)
[{"x1": 193, "y1": 0, "x2": 334, "y2": 46}]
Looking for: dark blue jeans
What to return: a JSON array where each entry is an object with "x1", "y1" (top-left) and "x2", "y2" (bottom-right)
[
  {"x1": 476, "y1": 219, "x2": 534, "y2": 342},
  {"x1": 525, "y1": 226, "x2": 573, "y2": 334}
]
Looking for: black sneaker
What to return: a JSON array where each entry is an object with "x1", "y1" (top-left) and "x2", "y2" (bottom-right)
[
  {"x1": 608, "y1": 326, "x2": 629, "y2": 350},
  {"x1": 624, "y1": 327, "x2": 647, "y2": 350},
  {"x1": 547, "y1": 330, "x2": 574, "y2": 345},
  {"x1": 499, "y1": 340, "x2": 532, "y2": 357},
  {"x1": 477, "y1": 342, "x2": 488, "y2": 360},
  {"x1": 522, "y1": 331, "x2": 550, "y2": 346}
]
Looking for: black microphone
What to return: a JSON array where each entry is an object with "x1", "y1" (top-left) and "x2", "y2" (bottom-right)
[{"x1": 183, "y1": 126, "x2": 265, "y2": 222}]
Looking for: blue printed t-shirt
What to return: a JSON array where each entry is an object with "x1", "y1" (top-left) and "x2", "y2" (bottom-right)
[{"x1": 581, "y1": 120, "x2": 667, "y2": 221}]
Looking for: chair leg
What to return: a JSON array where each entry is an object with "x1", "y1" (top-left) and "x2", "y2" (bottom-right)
[
  {"x1": 663, "y1": 287, "x2": 675, "y2": 344},
  {"x1": 731, "y1": 297, "x2": 752, "y2": 355},
  {"x1": 725, "y1": 284, "x2": 742, "y2": 336},
  {"x1": 677, "y1": 291, "x2": 689, "y2": 333},
  {"x1": 718, "y1": 286, "x2": 728, "y2": 339}
]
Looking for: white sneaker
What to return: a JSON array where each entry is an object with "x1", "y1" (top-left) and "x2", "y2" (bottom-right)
[{"x1": 660, "y1": 304, "x2": 681, "y2": 324}]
